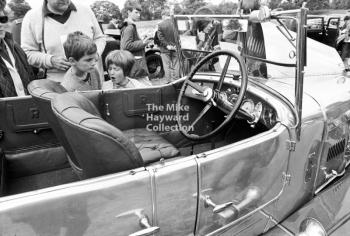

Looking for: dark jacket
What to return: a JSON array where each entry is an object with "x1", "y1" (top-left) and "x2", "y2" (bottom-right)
[
  {"x1": 0, "y1": 32, "x2": 36, "y2": 97},
  {"x1": 120, "y1": 21, "x2": 148, "y2": 78},
  {"x1": 157, "y1": 18, "x2": 176, "y2": 53}
]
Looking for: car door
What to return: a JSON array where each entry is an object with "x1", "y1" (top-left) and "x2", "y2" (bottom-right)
[
  {"x1": 325, "y1": 17, "x2": 340, "y2": 48},
  {"x1": 195, "y1": 123, "x2": 291, "y2": 235},
  {"x1": 306, "y1": 17, "x2": 325, "y2": 43},
  {"x1": 0, "y1": 158, "x2": 198, "y2": 236}
]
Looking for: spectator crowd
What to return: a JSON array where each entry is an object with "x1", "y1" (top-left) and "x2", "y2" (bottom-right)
[{"x1": 0, "y1": 0, "x2": 183, "y2": 98}]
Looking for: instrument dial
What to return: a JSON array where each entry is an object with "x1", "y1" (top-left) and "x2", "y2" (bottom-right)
[
  {"x1": 241, "y1": 99, "x2": 255, "y2": 114},
  {"x1": 253, "y1": 102, "x2": 263, "y2": 121}
]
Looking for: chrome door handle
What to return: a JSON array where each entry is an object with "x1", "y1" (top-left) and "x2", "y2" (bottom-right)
[
  {"x1": 129, "y1": 209, "x2": 160, "y2": 236},
  {"x1": 116, "y1": 209, "x2": 160, "y2": 236},
  {"x1": 203, "y1": 195, "x2": 233, "y2": 214}
]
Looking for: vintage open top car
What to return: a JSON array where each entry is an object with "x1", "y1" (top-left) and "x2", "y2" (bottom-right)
[{"x1": 1, "y1": 2, "x2": 350, "y2": 236}]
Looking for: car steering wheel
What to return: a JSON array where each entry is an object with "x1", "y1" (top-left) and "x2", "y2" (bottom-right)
[{"x1": 176, "y1": 50, "x2": 248, "y2": 140}]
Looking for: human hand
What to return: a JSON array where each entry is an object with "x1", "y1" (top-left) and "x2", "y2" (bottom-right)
[
  {"x1": 213, "y1": 45, "x2": 221, "y2": 51},
  {"x1": 50, "y1": 56, "x2": 71, "y2": 71},
  {"x1": 198, "y1": 32, "x2": 205, "y2": 42},
  {"x1": 142, "y1": 36, "x2": 152, "y2": 45}
]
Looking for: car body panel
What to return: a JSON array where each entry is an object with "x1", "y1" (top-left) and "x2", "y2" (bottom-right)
[
  {"x1": 152, "y1": 157, "x2": 198, "y2": 235},
  {"x1": 0, "y1": 157, "x2": 198, "y2": 235},
  {"x1": 1, "y1": 168, "x2": 153, "y2": 236},
  {"x1": 262, "y1": 22, "x2": 344, "y2": 79},
  {"x1": 196, "y1": 124, "x2": 290, "y2": 235},
  {"x1": 263, "y1": 170, "x2": 350, "y2": 236}
]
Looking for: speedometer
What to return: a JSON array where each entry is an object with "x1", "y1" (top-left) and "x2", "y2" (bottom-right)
[{"x1": 241, "y1": 99, "x2": 255, "y2": 114}]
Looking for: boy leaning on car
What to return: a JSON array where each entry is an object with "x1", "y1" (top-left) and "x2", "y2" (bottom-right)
[{"x1": 0, "y1": 0, "x2": 36, "y2": 97}]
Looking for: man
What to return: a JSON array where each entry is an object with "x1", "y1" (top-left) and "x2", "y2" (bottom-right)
[
  {"x1": 21, "y1": 0, "x2": 106, "y2": 82},
  {"x1": 0, "y1": 1, "x2": 36, "y2": 97},
  {"x1": 155, "y1": 8, "x2": 180, "y2": 82},
  {"x1": 120, "y1": 0, "x2": 152, "y2": 86}
]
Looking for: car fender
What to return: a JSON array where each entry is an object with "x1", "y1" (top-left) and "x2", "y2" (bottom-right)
[{"x1": 263, "y1": 170, "x2": 350, "y2": 236}]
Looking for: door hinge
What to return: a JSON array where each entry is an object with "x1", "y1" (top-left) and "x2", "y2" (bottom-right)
[
  {"x1": 197, "y1": 153, "x2": 207, "y2": 158},
  {"x1": 0, "y1": 130, "x2": 3, "y2": 140},
  {"x1": 286, "y1": 140, "x2": 296, "y2": 151}
]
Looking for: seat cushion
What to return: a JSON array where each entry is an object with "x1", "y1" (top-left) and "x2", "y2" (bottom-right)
[{"x1": 123, "y1": 128, "x2": 180, "y2": 164}]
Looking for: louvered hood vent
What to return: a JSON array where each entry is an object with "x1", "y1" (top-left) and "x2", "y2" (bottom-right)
[{"x1": 327, "y1": 139, "x2": 346, "y2": 162}]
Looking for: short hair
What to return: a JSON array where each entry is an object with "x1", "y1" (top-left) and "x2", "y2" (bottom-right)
[
  {"x1": 63, "y1": 31, "x2": 97, "y2": 61},
  {"x1": 105, "y1": 50, "x2": 135, "y2": 77},
  {"x1": 196, "y1": 19, "x2": 211, "y2": 32},
  {"x1": 124, "y1": 0, "x2": 141, "y2": 13},
  {"x1": 7, "y1": 0, "x2": 31, "y2": 19}
]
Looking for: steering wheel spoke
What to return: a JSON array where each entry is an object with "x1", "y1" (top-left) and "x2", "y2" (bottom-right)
[
  {"x1": 216, "y1": 56, "x2": 231, "y2": 91},
  {"x1": 190, "y1": 103, "x2": 213, "y2": 128}
]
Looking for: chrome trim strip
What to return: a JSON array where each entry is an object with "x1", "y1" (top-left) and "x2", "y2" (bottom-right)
[
  {"x1": 194, "y1": 155, "x2": 202, "y2": 235},
  {"x1": 148, "y1": 167, "x2": 158, "y2": 227}
]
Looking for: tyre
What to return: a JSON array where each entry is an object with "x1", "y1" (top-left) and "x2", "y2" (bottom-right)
[{"x1": 146, "y1": 53, "x2": 164, "y2": 79}]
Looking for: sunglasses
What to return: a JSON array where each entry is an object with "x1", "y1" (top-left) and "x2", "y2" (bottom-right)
[{"x1": 0, "y1": 16, "x2": 8, "y2": 24}]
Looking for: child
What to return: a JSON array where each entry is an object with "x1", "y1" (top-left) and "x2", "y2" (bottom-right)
[
  {"x1": 61, "y1": 31, "x2": 101, "y2": 91},
  {"x1": 103, "y1": 50, "x2": 145, "y2": 89}
]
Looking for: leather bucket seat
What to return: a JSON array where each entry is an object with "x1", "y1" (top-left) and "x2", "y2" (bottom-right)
[
  {"x1": 28, "y1": 79, "x2": 84, "y2": 178},
  {"x1": 51, "y1": 92, "x2": 179, "y2": 179}
]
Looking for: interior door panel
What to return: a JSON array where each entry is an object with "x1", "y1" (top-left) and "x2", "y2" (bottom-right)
[
  {"x1": 0, "y1": 96, "x2": 58, "y2": 151},
  {"x1": 0, "y1": 96, "x2": 68, "y2": 180},
  {"x1": 103, "y1": 85, "x2": 179, "y2": 131}
]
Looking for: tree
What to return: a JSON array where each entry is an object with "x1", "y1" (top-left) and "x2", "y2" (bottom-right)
[
  {"x1": 121, "y1": 0, "x2": 166, "y2": 20},
  {"x1": 214, "y1": 1, "x2": 238, "y2": 14},
  {"x1": 331, "y1": 0, "x2": 350, "y2": 9},
  {"x1": 180, "y1": 0, "x2": 207, "y2": 14},
  {"x1": 269, "y1": 0, "x2": 282, "y2": 9},
  {"x1": 305, "y1": 0, "x2": 329, "y2": 10},
  {"x1": 91, "y1": 1, "x2": 121, "y2": 23},
  {"x1": 174, "y1": 3, "x2": 183, "y2": 14}
]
